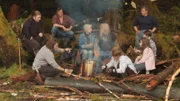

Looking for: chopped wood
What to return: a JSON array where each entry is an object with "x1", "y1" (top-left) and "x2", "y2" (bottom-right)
[{"x1": 164, "y1": 67, "x2": 180, "y2": 101}]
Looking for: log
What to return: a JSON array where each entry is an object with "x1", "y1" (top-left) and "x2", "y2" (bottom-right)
[
  {"x1": 146, "y1": 62, "x2": 180, "y2": 90},
  {"x1": 156, "y1": 58, "x2": 180, "y2": 66},
  {"x1": 45, "y1": 77, "x2": 180, "y2": 100}
]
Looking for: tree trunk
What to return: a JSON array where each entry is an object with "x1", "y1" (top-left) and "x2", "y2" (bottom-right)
[{"x1": 45, "y1": 77, "x2": 180, "y2": 99}]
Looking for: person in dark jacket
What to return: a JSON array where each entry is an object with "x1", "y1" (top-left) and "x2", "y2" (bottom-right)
[
  {"x1": 133, "y1": 5, "x2": 159, "y2": 48},
  {"x1": 21, "y1": 10, "x2": 46, "y2": 54}
]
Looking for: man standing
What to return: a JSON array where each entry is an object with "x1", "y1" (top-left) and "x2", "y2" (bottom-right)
[
  {"x1": 51, "y1": 8, "x2": 75, "y2": 47},
  {"x1": 21, "y1": 10, "x2": 46, "y2": 55},
  {"x1": 133, "y1": 6, "x2": 159, "y2": 48}
]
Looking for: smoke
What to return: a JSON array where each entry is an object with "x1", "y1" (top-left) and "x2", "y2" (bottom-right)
[
  {"x1": 55, "y1": 0, "x2": 125, "y2": 30},
  {"x1": 55, "y1": 0, "x2": 124, "y2": 21}
]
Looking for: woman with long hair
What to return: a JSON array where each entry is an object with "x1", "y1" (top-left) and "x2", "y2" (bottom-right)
[{"x1": 134, "y1": 37, "x2": 156, "y2": 74}]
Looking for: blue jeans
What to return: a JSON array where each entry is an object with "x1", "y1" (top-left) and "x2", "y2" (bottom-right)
[
  {"x1": 51, "y1": 26, "x2": 74, "y2": 38},
  {"x1": 134, "y1": 63, "x2": 146, "y2": 72},
  {"x1": 93, "y1": 50, "x2": 112, "y2": 75},
  {"x1": 100, "y1": 51, "x2": 112, "y2": 60},
  {"x1": 135, "y1": 30, "x2": 145, "y2": 48},
  {"x1": 81, "y1": 50, "x2": 93, "y2": 60}
]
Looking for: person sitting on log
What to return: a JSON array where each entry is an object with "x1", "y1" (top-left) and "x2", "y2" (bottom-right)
[
  {"x1": 133, "y1": 5, "x2": 159, "y2": 48},
  {"x1": 51, "y1": 7, "x2": 75, "y2": 48},
  {"x1": 134, "y1": 37, "x2": 156, "y2": 74},
  {"x1": 32, "y1": 37, "x2": 72, "y2": 82},
  {"x1": 93, "y1": 23, "x2": 116, "y2": 75},
  {"x1": 21, "y1": 10, "x2": 47, "y2": 55},
  {"x1": 101, "y1": 46, "x2": 137, "y2": 77},
  {"x1": 142, "y1": 30, "x2": 157, "y2": 57},
  {"x1": 79, "y1": 24, "x2": 95, "y2": 60}
]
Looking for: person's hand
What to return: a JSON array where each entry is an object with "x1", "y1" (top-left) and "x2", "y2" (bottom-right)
[
  {"x1": 65, "y1": 48, "x2": 72, "y2": 53},
  {"x1": 64, "y1": 68, "x2": 73, "y2": 75},
  {"x1": 134, "y1": 47, "x2": 141, "y2": 54},
  {"x1": 101, "y1": 65, "x2": 106, "y2": 70},
  {"x1": 105, "y1": 67, "x2": 115, "y2": 74},
  {"x1": 39, "y1": 33, "x2": 43, "y2": 37},
  {"x1": 94, "y1": 51, "x2": 100, "y2": 58},
  {"x1": 149, "y1": 29, "x2": 154, "y2": 33},
  {"x1": 135, "y1": 55, "x2": 142, "y2": 63},
  {"x1": 64, "y1": 28, "x2": 71, "y2": 31},
  {"x1": 89, "y1": 43, "x2": 93, "y2": 47},
  {"x1": 61, "y1": 26, "x2": 66, "y2": 30},
  {"x1": 135, "y1": 30, "x2": 140, "y2": 34}
]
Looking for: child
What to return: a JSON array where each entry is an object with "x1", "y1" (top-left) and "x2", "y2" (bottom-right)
[
  {"x1": 101, "y1": 46, "x2": 137, "y2": 76},
  {"x1": 143, "y1": 30, "x2": 157, "y2": 57},
  {"x1": 134, "y1": 38, "x2": 156, "y2": 74}
]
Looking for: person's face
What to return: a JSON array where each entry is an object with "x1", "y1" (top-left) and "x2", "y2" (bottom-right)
[
  {"x1": 53, "y1": 43, "x2": 59, "y2": 51},
  {"x1": 113, "y1": 55, "x2": 120, "y2": 61},
  {"x1": 57, "y1": 10, "x2": 63, "y2": 17},
  {"x1": 143, "y1": 34, "x2": 148, "y2": 38},
  {"x1": 141, "y1": 8, "x2": 148, "y2": 16},
  {"x1": 33, "y1": 15, "x2": 41, "y2": 22},
  {"x1": 85, "y1": 26, "x2": 92, "y2": 34}
]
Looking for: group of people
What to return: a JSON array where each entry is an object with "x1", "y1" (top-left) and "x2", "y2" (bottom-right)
[
  {"x1": 21, "y1": 7, "x2": 75, "y2": 80},
  {"x1": 79, "y1": 5, "x2": 158, "y2": 76},
  {"x1": 20, "y1": 5, "x2": 158, "y2": 82}
]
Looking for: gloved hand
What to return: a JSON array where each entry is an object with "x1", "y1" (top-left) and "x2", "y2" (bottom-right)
[{"x1": 105, "y1": 67, "x2": 116, "y2": 74}]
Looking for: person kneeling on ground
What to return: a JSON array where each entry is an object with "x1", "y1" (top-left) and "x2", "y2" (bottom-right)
[
  {"x1": 101, "y1": 46, "x2": 137, "y2": 77},
  {"x1": 32, "y1": 37, "x2": 72, "y2": 81}
]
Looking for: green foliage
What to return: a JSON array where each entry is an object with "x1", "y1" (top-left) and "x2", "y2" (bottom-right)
[
  {"x1": 0, "y1": 93, "x2": 15, "y2": 101},
  {"x1": 0, "y1": 63, "x2": 27, "y2": 77},
  {"x1": 0, "y1": 7, "x2": 16, "y2": 37},
  {"x1": 158, "y1": 6, "x2": 180, "y2": 34},
  {"x1": 155, "y1": 33, "x2": 180, "y2": 59},
  {"x1": 91, "y1": 94, "x2": 105, "y2": 101},
  {"x1": 0, "y1": 7, "x2": 24, "y2": 67}
]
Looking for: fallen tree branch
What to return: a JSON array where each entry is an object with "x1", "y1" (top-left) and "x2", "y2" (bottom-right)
[
  {"x1": 146, "y1": 61, "x2": 180, "y2": 90},
  {"x1": 121, "y1": 74, "x2": 154, "y2": 83},
  {"x1": 115, "y1": 81, "x2": 159, "y2": 100},
  {"x1": 164, "y1": 67, "x2": 180, "y2": 101},
  {"x1": 46, "y1": 85, "x2": 83, "y2": 96},
  {"x1": 156, "y1": 58, "x2": 180, "y2": 66},
  {"x1": 97, "y1": 82, "x2": 120, "y2": 99}
]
